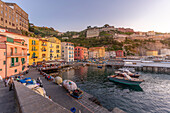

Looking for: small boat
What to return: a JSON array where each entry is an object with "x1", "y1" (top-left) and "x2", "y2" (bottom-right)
[
  {"x1": 108, "y1": 73, "x2": 144, "y2": 86},
  {"x1": 63, "y1": 80, "x2": 83, "y2": 99},
  {"x1": 97, "y1": 66, "x2": 102, "y2": 68},
  {"x1": 70, "y1": 89, "x2": 83, "y2": 99}
]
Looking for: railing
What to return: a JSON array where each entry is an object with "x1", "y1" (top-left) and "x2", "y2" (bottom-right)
[
  {"x1": 10, "y1": 62, "x2": 20, "y2": 68},
  {"x1": 32, "y1": 49, "x2": 37, "y2": 51},
  {"x1": 7, "y1": 53, "x2": 27, "y2": 57},
  {"x1": 42, "y1": 44, "x2": 47, "y2": 46},
  {"x1": 42, "y1": 50, "x2": 46, "y2": 52},
  {"x1": 50, "y1": 51, "x2": 54, "y2": 52},
  {"x1": 32, "y1": 56, "x2": 38, "y2": 58}
]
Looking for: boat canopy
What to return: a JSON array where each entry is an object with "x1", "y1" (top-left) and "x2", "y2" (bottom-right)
[{"x1": 122, "y1": 73, "x2": 132, "y2": 80}]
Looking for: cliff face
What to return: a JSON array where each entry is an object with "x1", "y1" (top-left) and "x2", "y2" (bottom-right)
[{"x1": 131, "y1": 41, "x2": 167, "y2": 56}]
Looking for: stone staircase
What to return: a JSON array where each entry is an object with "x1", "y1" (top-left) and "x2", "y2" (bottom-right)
[{"x1": 0, "y1": 81, "x2": 18, "y2": 113}]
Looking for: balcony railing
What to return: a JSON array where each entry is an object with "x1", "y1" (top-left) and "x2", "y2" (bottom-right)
[
  {"x1": 32, "y1": 56, "x2": 38, "y2": 58},
  {"x1": 50, "y1": 51, "x2": 54, "y2": 52},
  {"x1": 32, "y1": 49, "x2": 37, "y2": 51},
  {"x1": 42, "y1": 44, "x2": 47, "y2": 46},
  {"x1": 7, "y1": 53, "x2": 27, "y2": 57},
  {"x1": 10, "y1": 62, "x2": 20, "y2": 68},
  {"x1": 42, "y1": 50, "x2": 46, "y2": 52}
]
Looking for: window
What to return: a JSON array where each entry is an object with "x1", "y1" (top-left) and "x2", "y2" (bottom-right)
[
  {"x1": 16, "y1": 57, "x2": 18, "y2": 62},
  {"x1": 1, "y1": 10, "x2": 3, "y2": 14},
  {"x1": 11, "y1": 58, "x2": 14, "y2": 66},
  {"x1": 15, "y1": 48, "x2": 17, "y2": 53},
  {"x1": 4, "y1": 52, "x2": 6, "y2": 55},
  {"x1": 0, "y1": 69, "x2": 2, "y2": 71},
  {"x1": 9, "y1": 16, "x2": 11, "y2": 19},
  {"x1": 5, "y1": 20, "x2": 7, "y2": 23},
  {"x1": 5, "y1": 7, "x2": 7, "y2": 11},
  {"x1": 3, "y1": 61, "x2": 6, "y2": 65},
  {"x1": 16, "y1": 19, "x2": 18, "y2": 23},
  {"x1": 1, "y1": 4, "x2": 3, "y2": 7},
  {"x1": 1, "y1": 18, "x2": 3, "y2": 21},
  {"x1": 5, "y1": 13, "x2": 7, "y2": 16},
  {"x1": 15, "y1": 69, "x2": 17, "y2": 73}
]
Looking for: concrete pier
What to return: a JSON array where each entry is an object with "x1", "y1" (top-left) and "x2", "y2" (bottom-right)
[{"x1": 24, "y1": 68, "x2": 125, "y2": 113}]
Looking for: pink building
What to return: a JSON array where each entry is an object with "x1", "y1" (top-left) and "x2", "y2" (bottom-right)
[
  {"x1": 74, "y1": 46, "x2": 88, "y2": 60},
  {"x1": 0, "y1": 35, "x2": 28, "y2": 78},
  {"x1": 116, "y1": 50, "x2": 124, "y2": 57}
]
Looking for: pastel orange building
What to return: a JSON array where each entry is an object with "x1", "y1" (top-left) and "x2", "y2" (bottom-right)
[
  {"x1": 0, "y1": 35, "x2": 28, "y2": 78},
  {"x1": 74, "y1": 46, "x2": 88, "y2": 60}
]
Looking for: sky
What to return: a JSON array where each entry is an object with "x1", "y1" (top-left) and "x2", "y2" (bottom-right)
[{"x1": 4, "y1": 0, "x2": 170, "y2": 32}]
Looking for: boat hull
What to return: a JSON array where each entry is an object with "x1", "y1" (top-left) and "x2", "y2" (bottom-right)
[{"x1": 108, "y1": 77, "x2": 142, "y2": 86}]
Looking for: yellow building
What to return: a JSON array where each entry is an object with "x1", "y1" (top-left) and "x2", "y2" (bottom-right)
[
  {"x1": 29, "y1": 38, "x2": 39, "y2": 65},
  {"x1": 38, "y1": 38, "x2": 48, "y2": 61},
  {"x1": 89, "y1": 47, "x2": 105, "y2": 58},
  {"x1": 47, "y1": 37, "x2": 61, "y2": 61},
  {"x1": 146, "y1": 51, "x2": 158, "y2": 56}
]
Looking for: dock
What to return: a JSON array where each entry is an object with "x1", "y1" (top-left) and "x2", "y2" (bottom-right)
[{"x1": 25, "y1": 68, "x2": 125, "y2": 113}]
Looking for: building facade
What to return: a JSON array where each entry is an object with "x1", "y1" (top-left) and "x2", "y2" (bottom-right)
[
  {"x1": 29, "y1": 38, "x2": 39, "y2": 65},
  {"x1": 0, "y1": 35, "x2": 28, "y2": 78},
  {"x1": 116, "y1": 50, "x2": 124, "y2": 57},
  {"x1": 74, "y1": 46, "x2": 88, "y2": 60},
  {"x1": 38, "y1": 38, "x2": 48, "y2": 61},
  {"x1": 0, "y1": 1, "x2": 29, "y2": 31},
  {"x1": 105, "y1": 51, "x2": 116, "y2": 59},
  {"x1": 160, "y1": 48, "x2": 170, "y2": 56},
  {"x1": 146, "y1": 50, "x2": 158, "y2": 56},
  {"x1": 61, "y1": 42, "x2": 74, "y2": 62},
  {"x1": 89, "y1": 47, "x2": 105, "y2": 59}
]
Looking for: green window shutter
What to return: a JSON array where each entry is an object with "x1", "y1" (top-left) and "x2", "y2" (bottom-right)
[
  {"x1": 11, "y1": 58, "x2": 14, "y2": 66},
  {"x1": 3, "y1": 61, "x2": 6, "y2": 65},
  {"x1": 15, "y1": 69, "x2": 17, "y2": 73},
  {"x1": 15, "y1": 48, "x2": 17, "y2": 53},
  {"x1": 16, "y1": 58, "x2": 18, "y2": 62},
  {"x1": 32, "y1": 40, "x2": 33, "y2": 45}
]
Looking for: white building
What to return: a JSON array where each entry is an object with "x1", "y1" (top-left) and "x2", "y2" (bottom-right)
[
  {"x1": 62, "y1": 37, "x2": 69, "y2": 39},
  {"x1": 61, "y1": 42, "x2": 74, "y2": 62},
  {"x1": 160, "y1": 48, "x2": 170, "y2": 56},
  {"x1": 105, "y1": 51, "x2": 116, "y2": 59}
]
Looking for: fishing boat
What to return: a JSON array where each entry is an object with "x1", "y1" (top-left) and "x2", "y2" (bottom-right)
[
  {"x1": 108, "y1": 73, "x2": 144, "y2": 86},
  {"x1": 63, "y1": 80, "x2": 83, "y2": 99}
]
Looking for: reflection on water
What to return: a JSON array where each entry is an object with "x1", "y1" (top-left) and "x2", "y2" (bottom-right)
[{"x1": 60, "y1": 66, "x2": 170, "y2": 113}]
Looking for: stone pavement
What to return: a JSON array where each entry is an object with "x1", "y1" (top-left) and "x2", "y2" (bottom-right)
[
  {"x1": 25, "y1": 68, "x2": 92, "y2": 113},
  {"x1": 0, "y1": 81, "x2": 18, "y2": 113}
]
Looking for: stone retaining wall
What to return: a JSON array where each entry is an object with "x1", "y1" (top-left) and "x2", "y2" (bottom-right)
[{"x1": 14, "y1": 81, "x2": 70, "y2": 113}]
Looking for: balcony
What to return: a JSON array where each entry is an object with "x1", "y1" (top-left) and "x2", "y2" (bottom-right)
[
  {"x1": 10, "y1": 62, "x2": 20, "y2": 68},
  {"x1": 7, "y1": 53, "x2": 27, "y2": 57},
  {"x1": 42, "y1": 50, "x2": 46, "y2": 52},
  {"x1": 42, "y1": 44, "x2": 47, "y2": 46},
  {"x1": 50, "y1": 51, "x2": 54, "y2": 53},
  {"x1": 32, "y1": 56, "x2": 38, "y2": 58},
  {"x1": 32, "y1": 49, "x2": 37, "y2": 51},
  {"x1": 50, "y1": 46, "x2": 54, "y2": 48}
]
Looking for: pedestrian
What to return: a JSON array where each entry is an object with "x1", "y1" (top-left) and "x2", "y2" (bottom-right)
[
  {"x1": 0, "y1": 75, "x2": 2, "y2": 82},
  {"x1": 36, "y1": 77, "x2": 43, "y2": 87},
  {"x1": 8, "y1": 77, "x2": 14, "y2": 91},
  {"x1": 4, "y1": 78, "x2": 8, "y2": 87}
]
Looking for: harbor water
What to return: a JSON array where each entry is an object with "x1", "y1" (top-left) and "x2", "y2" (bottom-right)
[{"x1": 60, "y1": 66, "x2": 170, "y2": 113}]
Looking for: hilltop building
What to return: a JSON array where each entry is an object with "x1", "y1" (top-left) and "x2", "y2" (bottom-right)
[
  {"x1": 86, "y1": 25, "x2": 115, "y2": 38},
  {"x1": 117, "y1": 28, "x2": 134, "y2": 33},
  {"x1": 89, "y1": 47, "x2": 105, "y2": 59},
  {"x1": 160, "y1": 48, "x2": 170, "y2": 56},
  {"x1": 146, "y1": 50, "x2": 158, "y2": 56},
  {"x1": 0, "y1": 35, "x2": 28, "y2": 78},
  {"x1": 147, "y1": 31, "x2": 155, "y2": 36},
  {"x1": 0, "y1": 1, "x2": 29, "y2": 31},
  {"x1": 61, "y1": 42, "x2": 74, "y2": 62},
  {"x1": 105, "y1": 51, "x2": 116, "y2": 59},
  {"x1": 74, "y1": 46, "x2": 88, "y2": 60},
  {"x1": 116, "y1": 50, "x2": 124, "y2": 57}
]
